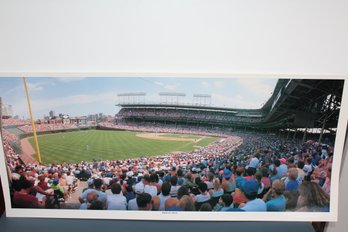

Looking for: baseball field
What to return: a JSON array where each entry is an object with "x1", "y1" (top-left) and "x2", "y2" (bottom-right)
[{"x1": 28, "y1": 130, "x2": 220, "y2": 164}]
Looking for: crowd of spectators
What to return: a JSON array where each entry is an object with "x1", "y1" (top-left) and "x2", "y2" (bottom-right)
[
  {"x1": 2, "y1": 129, "x2": 21, "y2": 171},
  {"x1": 2, "y1": 118, "x2": 30, "y2": 127},
  {"x1": 2, "y1": 121, "x2": 333, "y2": 213},
  {"x1": 17, "y1": 123, "x2": 78, "y2": 133},
  {"x1": 118, "y1": 108, "x2": 263, "y2": 124},
  {"x1": 99, "y1": 122, "x2": 234, "y2": 138}
]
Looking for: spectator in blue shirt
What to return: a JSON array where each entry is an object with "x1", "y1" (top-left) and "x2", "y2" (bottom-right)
[{"x1": 262, "y1": 179, "x2": 286, "y2": 211}]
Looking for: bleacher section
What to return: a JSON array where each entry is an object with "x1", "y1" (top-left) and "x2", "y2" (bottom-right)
[{"x1": 116, "y1": 79, "x2": 344, "y2": 132}]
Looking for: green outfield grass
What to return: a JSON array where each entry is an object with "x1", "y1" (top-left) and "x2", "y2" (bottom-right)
[{"x1": 28, "y1": 130, "x2": 220, "y2": 164}]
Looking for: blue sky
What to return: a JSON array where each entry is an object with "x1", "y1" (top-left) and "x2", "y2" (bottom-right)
[{"x1": 0, "y1": 77, "x2": 278, "y2": 119}]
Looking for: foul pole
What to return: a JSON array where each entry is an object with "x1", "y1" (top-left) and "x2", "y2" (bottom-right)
[{"x1": 23, "y1": 77, "x2": 42, "y2": 163}]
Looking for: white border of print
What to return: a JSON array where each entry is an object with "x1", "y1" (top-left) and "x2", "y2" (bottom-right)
[{"x1": 0, "y1": 73, "x2": 347, "y2": 222}]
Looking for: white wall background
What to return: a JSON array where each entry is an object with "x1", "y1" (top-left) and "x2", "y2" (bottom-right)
[{"x1": 0, "y1": 0, "x2": 347, "y2": 230}]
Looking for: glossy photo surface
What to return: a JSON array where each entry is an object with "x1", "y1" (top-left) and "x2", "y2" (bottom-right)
[{"x1": 0, "y1": 76, "x2": 347, "y2": 221}]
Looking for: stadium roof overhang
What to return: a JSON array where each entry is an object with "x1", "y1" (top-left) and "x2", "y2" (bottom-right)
[
  {"x1": 260, "y1": 79, "x2": 344, "y2": 129},
  {"x1": 116, "y1": 79, "x2": 344, "y2": 131}
]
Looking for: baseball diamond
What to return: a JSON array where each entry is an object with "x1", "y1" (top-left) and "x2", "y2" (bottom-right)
[
  {"x1": 0, "y1": 78, "x2": 344, "y2": 213},
  {"x1": 28, "y1": 130, "x2": 220, "y2": 164}
]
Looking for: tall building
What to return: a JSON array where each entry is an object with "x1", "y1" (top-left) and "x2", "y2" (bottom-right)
[
  {"x1": 49, "y1": 110, "x2": 55, "y2": 118},
  {"x1": 88, "y1": 114, "x2": 97, "y2": 121},
  {"x1": 1, "y1": 104, "x2": 13, "y2": 117}
]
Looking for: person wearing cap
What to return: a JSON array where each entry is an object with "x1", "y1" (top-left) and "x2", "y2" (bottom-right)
[
  {"x1": 127, "y1": 181, "x2": 144, "y2": 210},
  {"x1": 170, "y1": 166, "x2": 177, "y2": 176},
  {"x1": 50, "y1": 178, "x2": 66, "y2": 201},
  {"x1": 82, "y1": 178, "x2": 95, "y2": 193},
  {"x1": 278, "y1": 157, "x2": 288, "y2": 178},
  {"x1": 235, "y1": 167, "x2": 246, "y2": 191},
  {"x1": 262, "y1": 179, "x2": 286, "y2": 211},
  {"x1": 126, "y1": 170, "x2": 136, "y2": 186},
  {"x1": 239, "y1": 179, "x2": 267, "y2": 211},
  {"x1": 221, "y1": 168, "x2": 236, "y2": 194}
]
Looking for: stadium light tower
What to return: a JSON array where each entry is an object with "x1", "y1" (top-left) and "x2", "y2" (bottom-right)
[
  {"x1": 1, "y1": 104, "x2": 13, "y2": 117},
  {"x1": 193, "y1": 94, "x2": 211, "y2": 106},
  {"x1": 117, "y1": 93, "x2": 146, "y2": 104},
  {"x1": 159, "y1": 92, "x2": 186, "y2": 105}
]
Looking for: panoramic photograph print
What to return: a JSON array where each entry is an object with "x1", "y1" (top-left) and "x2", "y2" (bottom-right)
[{"x1": 0, "y1": 76, "x2": 346, "y2": 220}]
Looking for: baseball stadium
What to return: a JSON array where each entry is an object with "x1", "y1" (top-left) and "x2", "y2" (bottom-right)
[{"x1": 0, "y1": 77, "x2": 344, "y2": 212}]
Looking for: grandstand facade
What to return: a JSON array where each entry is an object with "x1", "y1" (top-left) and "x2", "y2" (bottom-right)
[{"x1": 116, "y1": 79, "x2": 344, "y2": 136}]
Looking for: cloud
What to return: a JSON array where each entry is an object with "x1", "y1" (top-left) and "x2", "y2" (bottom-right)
[
  {"x1": 237, "y1": 79, "x2": 274, "y2": 97},
  {"x1": 2, "y1": 86, "x2": 21, "y2": 96},
  {"x1": 211, "y1": 93, "x2": 263, "y2": 109},
  {"x1": 201, "y1": 81, "x2": 209, "y2": 86},
  {"x1": 35, "y1": 92, "x2": 116, "y2": 109},
  {"x1": 1, "y1": 81, "x2": 45, "y2": 97},
  {"x1": 153, "y1": 81, "x2": 180, "y2": 90},
  {"x1": 14, "y1": 91, "x2": 117, "y2": 118},
  {"x1": 200, "y1": 81, "x2": 223, "y2": 88},
  {"x1": 213, "y1": 81, "x2": 224, "y2": 88},
  {"x1": 27, "y1": 82, "x2": 45, "y2": 91}
]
